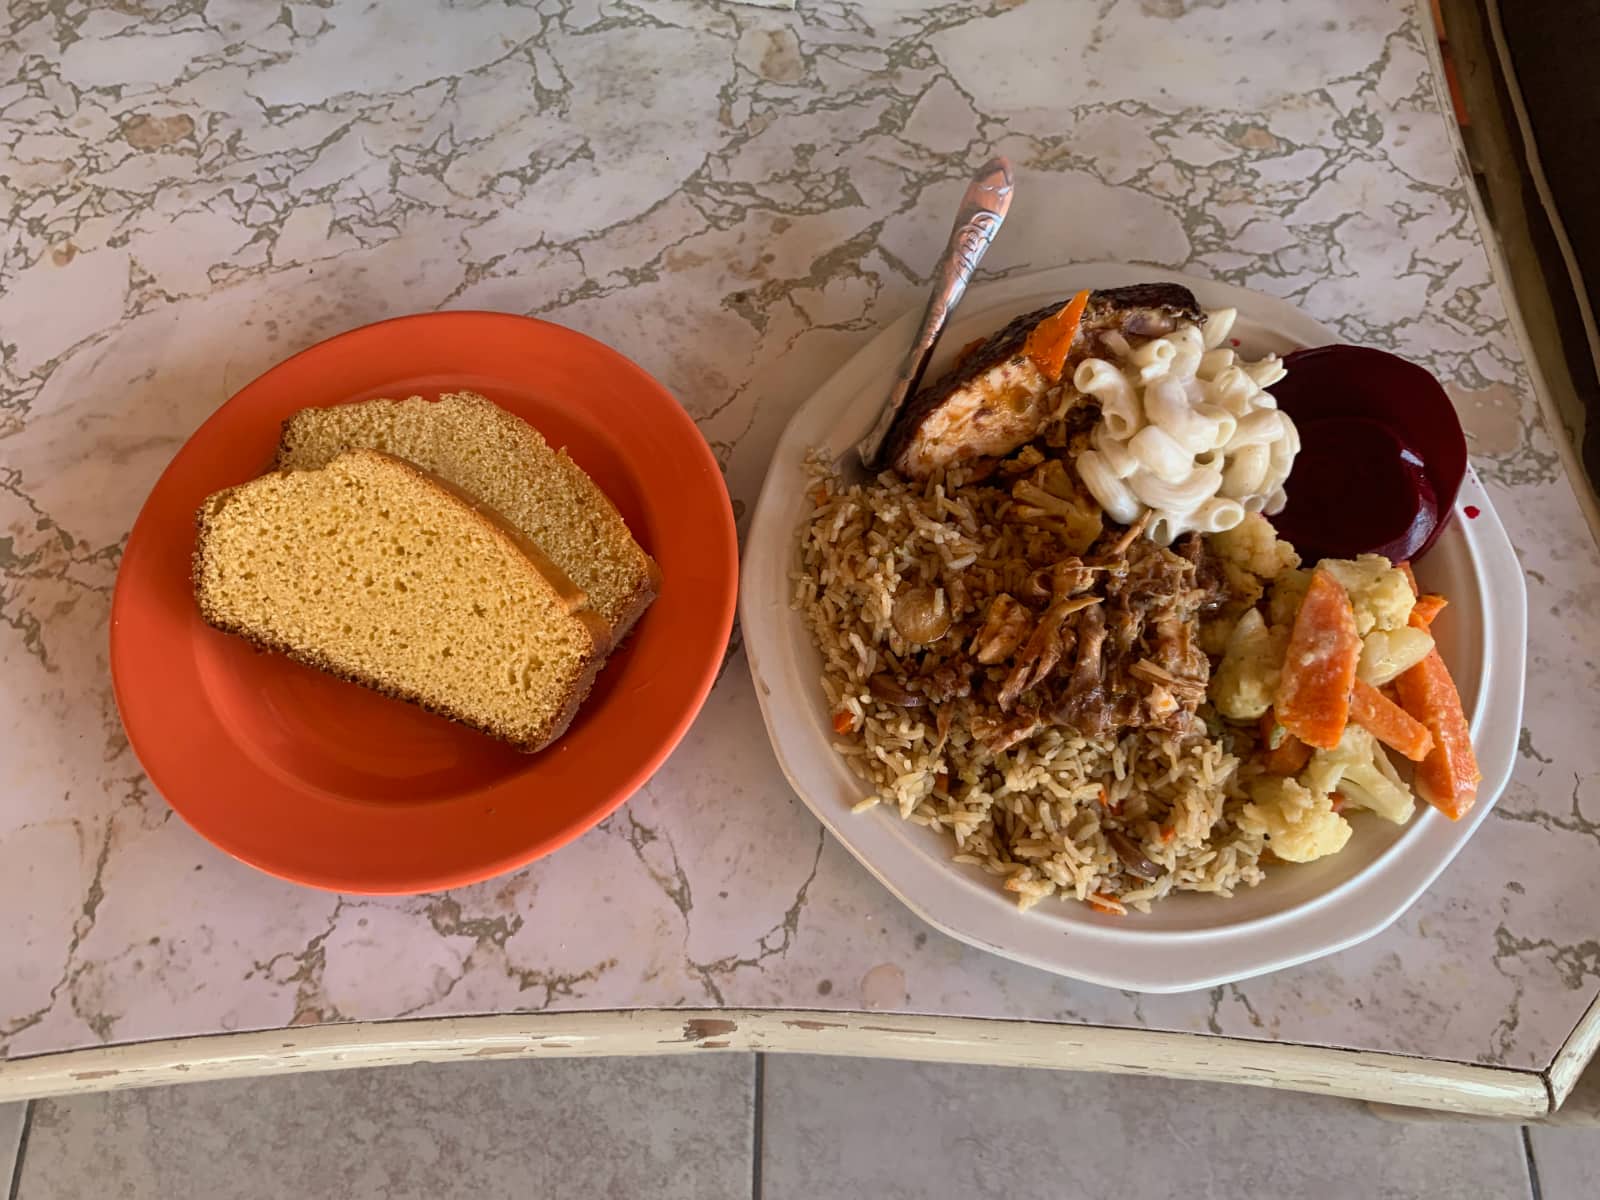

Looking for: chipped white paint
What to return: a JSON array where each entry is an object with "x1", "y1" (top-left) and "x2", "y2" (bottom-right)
[{"x1": 2, "y1": 0, "x2": 1599, "y2": 1113}]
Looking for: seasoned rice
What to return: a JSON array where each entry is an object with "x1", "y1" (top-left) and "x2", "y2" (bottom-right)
[{"x1": 794, "y1": 452, "x2": 1268, "y2": 913}]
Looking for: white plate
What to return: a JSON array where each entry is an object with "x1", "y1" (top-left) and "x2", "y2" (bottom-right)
[{"x1": 741, "y1": 263, "x2": 1527, "y2": 993}]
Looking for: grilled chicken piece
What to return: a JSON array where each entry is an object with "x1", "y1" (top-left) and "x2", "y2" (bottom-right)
[{"x1": 882, "y1": 283, "x2": 1205, "y2": 478}]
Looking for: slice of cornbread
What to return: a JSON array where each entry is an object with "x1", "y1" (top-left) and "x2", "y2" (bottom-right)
[
  {"x1": 194, "y1": 448, "x2": 609, "y2": 752},
  {"x1": 276, "y1": 391, "x2": 660, "y2": 639}
]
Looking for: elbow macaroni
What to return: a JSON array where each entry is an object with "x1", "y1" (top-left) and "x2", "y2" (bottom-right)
[{"x1": 1074, "y1": 308, "x2": 1299, "y2": 545}]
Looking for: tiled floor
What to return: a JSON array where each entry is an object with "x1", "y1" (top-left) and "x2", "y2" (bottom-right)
[
  {"x1": 763, "y1": 1059, "x2": 1534, "y2": 1200},
  {"x1": 1, "y1": 1056, "x2": 1593, "y2": 1198},
  {"x1": 1528, "y1": 1125, "x2": 1600, "y2": 1200}
]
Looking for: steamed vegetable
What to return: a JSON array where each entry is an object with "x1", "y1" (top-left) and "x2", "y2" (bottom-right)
[
  {"x1": 1349, "y1": 678, "x2": 1433, "y2": 762},
  {"x1": 1023, "y1": 289, "x2": 1091, "y2": 383},
  {"x1": 1302, "y1": 724, "x2": 1416, "y2": 825},
  {"x1": 1411, "y1": 593, "x2": 1448, "y2": 628},
  {"x1": 1394, "y1": 645, "x2": 1480, "y2": 819},
  {"x1": 1240, "y1": 776, "x2": 1352, "y2": 863},
  {"x1": 1211, "y1": 514, "x2": 1301, "y2": 582},
  {"x1": 1273, "y1": 567, "x2": 1362, "y2": 750},
  {"x1": 1392, "y1": 564, "x2": 1481, "y2": 820},
  {"x1": 1200, "y1": 515, "x2": 1300, "y2": 657},
  {"x1": 1259, "y1": 710, "x2": 1314, "y2": 776},
  {"x1": 1268, "y1": 568, "x2": 1312, "y2": 629},
  {"x1": 1357, "y1": 625, "x2": 1435, "y2": 686},
  {"x1": 1316, "y1": 555, "x2": 1416, "y2": 637},
  {"x1": 1210, "y1": 608, "x2": 1288, "y2": 721}
]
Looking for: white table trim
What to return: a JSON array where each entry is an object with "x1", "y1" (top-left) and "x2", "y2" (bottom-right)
[{"x1": 0, "y1": 1010, "x2": 1550, "y2": 1117}]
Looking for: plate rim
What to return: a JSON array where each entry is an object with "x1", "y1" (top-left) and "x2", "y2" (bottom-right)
[
  {"x1": 740, "y1": 262, "x2": 1527, "y2": 992},
  {"x1": 110, "y1": 309, "x2": 738, "y2": 894}
]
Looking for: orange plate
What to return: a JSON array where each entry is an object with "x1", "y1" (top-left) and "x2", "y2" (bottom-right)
[{"x1": 110, "y1": 312, "x2": 738, "y2": 894}]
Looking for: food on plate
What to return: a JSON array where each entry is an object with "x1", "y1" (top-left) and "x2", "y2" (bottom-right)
[
  {"x1": 796, "y1": 290, "x2": 1481, "y2": 913},
  {"x1": 277, "y1": 391, "x2": 660, "y2": 639},
  {"x1": 195, "y1": 449, "x2": 609, "y2": 752},
  {"x1": 196, "y1": 390, "x2": 660, "y2": 752},
  {"x1": 1074, "y1": 305, "x2": 1297, "y2": 544},
  {"x1": 1269, "y1": 344, "x2": 1469, "y2": 563},
  {"x1": 882, "y1": 283, "x2": 1205, "y2": 478},
  {"x1": 1272, "y1": 567, "x2": 1361, "y2": 750},
  {"x1": 1394, "y1": 633, "x2": 1481, "y2": 819}
]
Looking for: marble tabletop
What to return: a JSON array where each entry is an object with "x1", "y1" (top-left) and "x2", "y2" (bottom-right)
[{"x1": 5, "y1": 0, "x2": 1600, "y2": 1102}]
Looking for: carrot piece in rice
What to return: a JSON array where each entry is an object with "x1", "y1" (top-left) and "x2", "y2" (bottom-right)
[{"x1": 1089, "y1": 891, "x2": 1127, "y2": 915}]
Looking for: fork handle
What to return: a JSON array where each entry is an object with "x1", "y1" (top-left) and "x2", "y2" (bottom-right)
[{"x1": 856, "y1": 157, "x2": 1014, "y2": 469}]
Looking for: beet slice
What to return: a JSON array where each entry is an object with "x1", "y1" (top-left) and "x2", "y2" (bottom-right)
[{"x1": 1269, "y1": 345, "x2": 1468, "y2": 564}]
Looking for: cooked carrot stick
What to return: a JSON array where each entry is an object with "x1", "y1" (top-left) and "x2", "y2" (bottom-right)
[
  {"x1": 1350, "y1": 678, "x2": 1434, "y2": 762},
  {"x1": 1257, "y1": 711, "x2": 1277, "y2": 743},
  {"x1": 1394, "y1": 649, "x2": 1480, "y2": 819},
  {"x1": 1274, "y1": 567, "x2": 1362, "y2": 750},
  {"x1": 1264, "y1": 736, "x2": 1313, "y2": 776},
  {"x1": 1395, "y1": 561, "x2": 1449, "y2": 626},
  {"x1": 1023, "y1": 289, "x2": 1091, "y2": 383},
  {"x1": 1411, "y1": 593, "x2": 1448, "y2": 628},
  {"x1": 1258, "y1": 710, "x2": 1313, "y2": 775}
]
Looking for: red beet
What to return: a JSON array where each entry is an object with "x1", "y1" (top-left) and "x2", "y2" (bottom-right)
[{"x1": 1269, "y1": 345, "x2": 1467, "y2": 564}]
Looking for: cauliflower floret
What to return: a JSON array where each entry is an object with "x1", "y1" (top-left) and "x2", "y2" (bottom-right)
[
  {"x1": 1318, "y1": 555, "x2": 1415, "y2": 636},
  {"x1": 1266, "y1": 556, "x2": 1415, "y2": 638},
  {"x1": 1209, "y1": 608, "x2": 1289, "y2": 721},
  {"x1": 1240, "y1": 776, "x2": 1352, "y2": 863},
  {"x1": 1211, "y1": 514, "x2": 1301, "y2": 582},
  {"x1": 1357, "y1": 626, "x2": 1435, "y2": 686},
  {"x1": 1302, "y1": 724, "x2": 1417, "y2": 825},
  {"x1": 1200, "y1": 517, "x2": 1299, "y2": 659},
  {"x1": 1198, "y1": 565, "x2": 1265, "y2": 658},
  {"x1": 1198, "y1": 615, "x2": 1236, "y2": 659},
  {"x1": 1268, "y1": 568, "x2": 1312, "y2": 629}
]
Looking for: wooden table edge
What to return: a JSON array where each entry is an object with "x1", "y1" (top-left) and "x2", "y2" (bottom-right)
[{"x1": 0, "y1": 1010, "x2": 1552, "y2": 1117}]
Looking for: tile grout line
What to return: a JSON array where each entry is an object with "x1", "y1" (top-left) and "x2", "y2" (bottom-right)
[
  {"x1": 7, "y1": 1102, "x2": 33, "y2": 1200},
  {"x1": 751, "y1": 1055, "x2": 765, "y2": 1200},
  {"x1": 1519, "y1": 1126, "x2": 1544, "y2": 1200}
]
